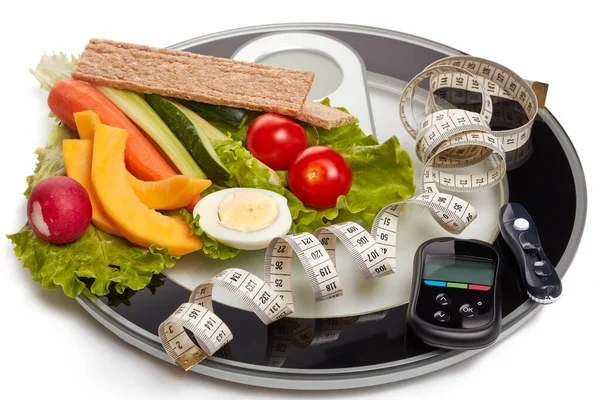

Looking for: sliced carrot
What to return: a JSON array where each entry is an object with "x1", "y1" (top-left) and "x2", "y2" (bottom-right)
[
  {"x1": 48, "y1": 79, "x2": 177, "y2": 181},
  {"x1": 186, "y1": 194, "x2": 202, "y2": 213}
]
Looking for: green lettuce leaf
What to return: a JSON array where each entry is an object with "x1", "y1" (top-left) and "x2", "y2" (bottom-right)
[
  {"x1": 30, "y1": 52, "x2": 78, "y2": 91},
  {"x1": 10, "y1": 122, "x2": 177, "y2": 298},
  {"x1": 211, "y1": 138, "x2": 282, "y2": 189},
  {"x1": 7, "y1": 224, "x2": 176, "y2": 298},
  {"x1": 25, "y1": 125, "x2": 77, "y2": 197},
  {"x1": 178, "y1": 209, "x2": 241, "y2": 260}
]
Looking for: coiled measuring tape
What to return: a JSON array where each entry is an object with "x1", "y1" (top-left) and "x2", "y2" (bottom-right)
[{"x1": 159, "y1": 55, "x2": 546, "y2": 371}]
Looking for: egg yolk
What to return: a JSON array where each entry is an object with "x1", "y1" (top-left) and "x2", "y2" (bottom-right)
[{"x1": 217, "y1": 190, "x2": 279, "y2": 232}]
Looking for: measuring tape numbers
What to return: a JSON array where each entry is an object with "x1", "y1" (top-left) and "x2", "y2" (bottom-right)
[
  {"x1": 396, "y1": 55, "x2": 541, "y2": 234},
  {"x1": 159, "y1": 55, "x2": 545, "y2": 371}
]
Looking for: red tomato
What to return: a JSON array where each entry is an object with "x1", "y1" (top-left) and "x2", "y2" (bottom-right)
[
  {"x1": 246, "y1": 113, "x2": 308, "y2": 170},
  {"x1": 288, "y1": 146, "x2": 352, "y2": 208}
]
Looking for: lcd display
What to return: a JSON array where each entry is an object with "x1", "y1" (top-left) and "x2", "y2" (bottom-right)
[{"x1": 424, "y1": 255, "x2": 495, "y2": 285}]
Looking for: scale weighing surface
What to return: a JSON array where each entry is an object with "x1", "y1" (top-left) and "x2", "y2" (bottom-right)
[{"x1": 76, "y1": 23, "x2": 586, "y2": 389}]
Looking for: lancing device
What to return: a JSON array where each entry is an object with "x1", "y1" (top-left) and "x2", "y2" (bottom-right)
[{"x1": 499, "y1": 203, "x2": 562, "y2": 304}]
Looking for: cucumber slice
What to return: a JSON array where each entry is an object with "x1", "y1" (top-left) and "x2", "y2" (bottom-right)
[
  {"x1": 146, "y1": 94, "x2": 232, "y2": 182},
  {"x1": 97, "y1": 86, "x2": 206, "y2": 178},
  {"x1": 178, "y1": 100, "x2": 247, "y2": 128}
]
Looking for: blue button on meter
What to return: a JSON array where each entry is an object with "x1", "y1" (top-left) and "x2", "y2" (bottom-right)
[{"x1": 424, "y1": 280, "x2": 446, "y2": 287}]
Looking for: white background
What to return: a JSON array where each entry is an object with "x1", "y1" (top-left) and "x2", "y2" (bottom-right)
[{"x1": 0, "y1": 1, "x2": 597, "y2": 399}]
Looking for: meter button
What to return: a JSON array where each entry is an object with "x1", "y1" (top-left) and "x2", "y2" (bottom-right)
[
  {"x1": 519, "y1": 232, "x2": 541, "y2": 252},
  {"x1": 434, "y1": 310, "x2": 450, "y2": 322},
  {"x1": 436, "y1": 293, "x2": 452, "y2": 306},
  {"x1": 534, "y1": 263, "x2": 553, "y2": 277},
  {"x1": 468, "y1": 284, "x2": 491, "y2": 291},
  {"x1": 513, "y1": 218, "x2": 530, "y2": 231},
  {"x1": 459, "y1": 304, "x2": 478, "y2": 318}
]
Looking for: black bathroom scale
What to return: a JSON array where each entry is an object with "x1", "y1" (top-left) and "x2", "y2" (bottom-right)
[{"x1": 76, "y1": 23, "x2": 587, "y2": 390}]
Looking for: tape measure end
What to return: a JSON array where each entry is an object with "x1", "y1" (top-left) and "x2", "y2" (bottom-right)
[
  {"x1": 176, "y1": 347, "x2": 208, "y2": 371},
  {"x1": 528, "y1": 81, "x2": 549, "y2": 109}
]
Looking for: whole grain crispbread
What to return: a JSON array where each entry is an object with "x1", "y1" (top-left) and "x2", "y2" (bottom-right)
[
  {"x1": 72, "y1": 39, "x2": 314, "y2": 115},
  {"x1": 295, "y1": 102, "x2": 356, "y2": 130},
  {"x1": 72, "y1": 38, "x2": 355, "y2": 129}
]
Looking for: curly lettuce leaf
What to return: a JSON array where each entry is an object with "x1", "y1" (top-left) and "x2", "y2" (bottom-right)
[
  {"x1": 30, "y1": 52, "x2": 78, "y2": 91},
  {"x1": 178, "y1": 209, "x2": 240, "y2": 260},
  {"x1": 10, "y1": 123, "x2": 177, "y2": 298},
  {"x1": 211, "y1": 138, "x2": 282, "y2": 189},
  {"x1": 25, "y1": 125, "x2": 77, "y2": 197},
  {"x1": 7, "y1": 224, "x2": 176, "y2": 298}
]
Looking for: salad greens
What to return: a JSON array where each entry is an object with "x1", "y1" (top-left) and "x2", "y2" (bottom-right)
[
  {"x1": 8, "y1": 124, "x2": 177, "y2": 298},
  {"x1": 8, "y1": 224, "x2": 175, "y2": 298},
  {"x1": 178, "y1": 209, "x2": 240, "y2": 260},
  {"x1": 25, "y1": 125, "x2": 76, "y2": 196}
]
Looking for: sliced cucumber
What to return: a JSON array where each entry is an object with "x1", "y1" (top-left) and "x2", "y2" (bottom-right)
[
  {"x1": 97, "y1": 86, "x2": 206, "y2": 178},
  {"x1": 178, "y1": 100, "x2": 247, "y2": 128},
  {"x1": 177, "y1": 104, "x2": 230, "y2": 143},
  {"x1": 146, "y1": 94, "x2": 232, "y2": 182}
]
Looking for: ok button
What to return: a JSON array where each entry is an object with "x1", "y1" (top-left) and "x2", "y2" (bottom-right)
[{"x1": 459, "y1": 304, "x2": 478, "y2": 318}]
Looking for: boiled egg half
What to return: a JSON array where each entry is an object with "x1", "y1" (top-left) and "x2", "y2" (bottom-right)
[{"x1": 193, "y1": 188, "x2": 292, "y2": 250}]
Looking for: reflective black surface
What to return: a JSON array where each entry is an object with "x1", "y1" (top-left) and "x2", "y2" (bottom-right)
[{"x1": 94, "y1": 29, "x2": 577, "y2": 370}]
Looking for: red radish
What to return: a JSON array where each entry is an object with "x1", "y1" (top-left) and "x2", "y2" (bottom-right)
[{"x1": 27, "y1": 176, "x2": 92, "y2": 244}]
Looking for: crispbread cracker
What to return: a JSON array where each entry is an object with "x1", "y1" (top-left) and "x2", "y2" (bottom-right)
[
  {"x1": 295, "y1": 102, "x2": 356, "y2": 130},
  {"x1": 72, "y1": 38, "x2": 356, "y2": 129},
  {"x1": 72, "y1": 39, "x2": 314, "y2": 115}
]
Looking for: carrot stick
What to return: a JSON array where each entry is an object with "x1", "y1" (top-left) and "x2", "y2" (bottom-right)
[
  {"x1": 186, "y1": 194, "x2": 202, "y2": 213},
  {"x1": 48, "y1": 79, "x2": 177, "y2": 181}
]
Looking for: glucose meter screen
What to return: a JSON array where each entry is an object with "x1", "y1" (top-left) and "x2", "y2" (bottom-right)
[{"x1": 424, "y1": 255, "x2": 494, "y2": 285}]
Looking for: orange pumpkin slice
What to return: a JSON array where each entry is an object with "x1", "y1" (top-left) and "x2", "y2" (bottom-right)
[
  {"x1": 73, "y1": 110, "x2": 101, "y2": 140},
  {"x1": 63, "y1": 139, "x2": 121, "y2": 236},
  {"x1": 127, "y1": 173, "x2": 211, "y2": 210},
  {"x1": 91, "y1": 124, "x2": 202, "y2": 256}
]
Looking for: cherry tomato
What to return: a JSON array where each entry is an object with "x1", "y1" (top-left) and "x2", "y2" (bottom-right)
[
  {"x1": 288, "y1": 146, "x2": 352, "y2": 208},
  {"x1": 246, "y1": 113, "x2": 308, "y2": 170}
]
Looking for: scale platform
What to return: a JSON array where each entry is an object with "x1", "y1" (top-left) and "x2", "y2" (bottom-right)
[{"x1": 76, "y1": 23, "x2": 587, "y2": 390}]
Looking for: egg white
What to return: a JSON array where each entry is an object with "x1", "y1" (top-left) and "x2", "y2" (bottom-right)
[{"x1": 193, "y1": 188, "x2": 292, "y2": 251}]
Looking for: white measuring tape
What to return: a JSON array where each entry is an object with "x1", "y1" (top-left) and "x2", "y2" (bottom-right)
[{"x1": 159, "y1": 55, "x2": 545, "y2": 370}]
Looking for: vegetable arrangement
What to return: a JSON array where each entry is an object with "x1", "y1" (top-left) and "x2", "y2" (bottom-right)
[{"x1": 8, "y1": 44, "x2": 415, "y2": 300}]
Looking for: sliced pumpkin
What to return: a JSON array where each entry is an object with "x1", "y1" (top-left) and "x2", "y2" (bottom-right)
[
  {"x1": 91, "y1": 124, "x2": 202, "y2": 256},
  {"x1": 63, "y1": 139, "x2": 121, "y2": 236},
  {"x1": 74, "y1": 110, "x2": 101, "y2": 140},
  {"x1": 127, "y1": 173, "x2": 211, "y2": 210},
  {"x1": 73, "y1": 109, "x2": 211, "y2": 210}
]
